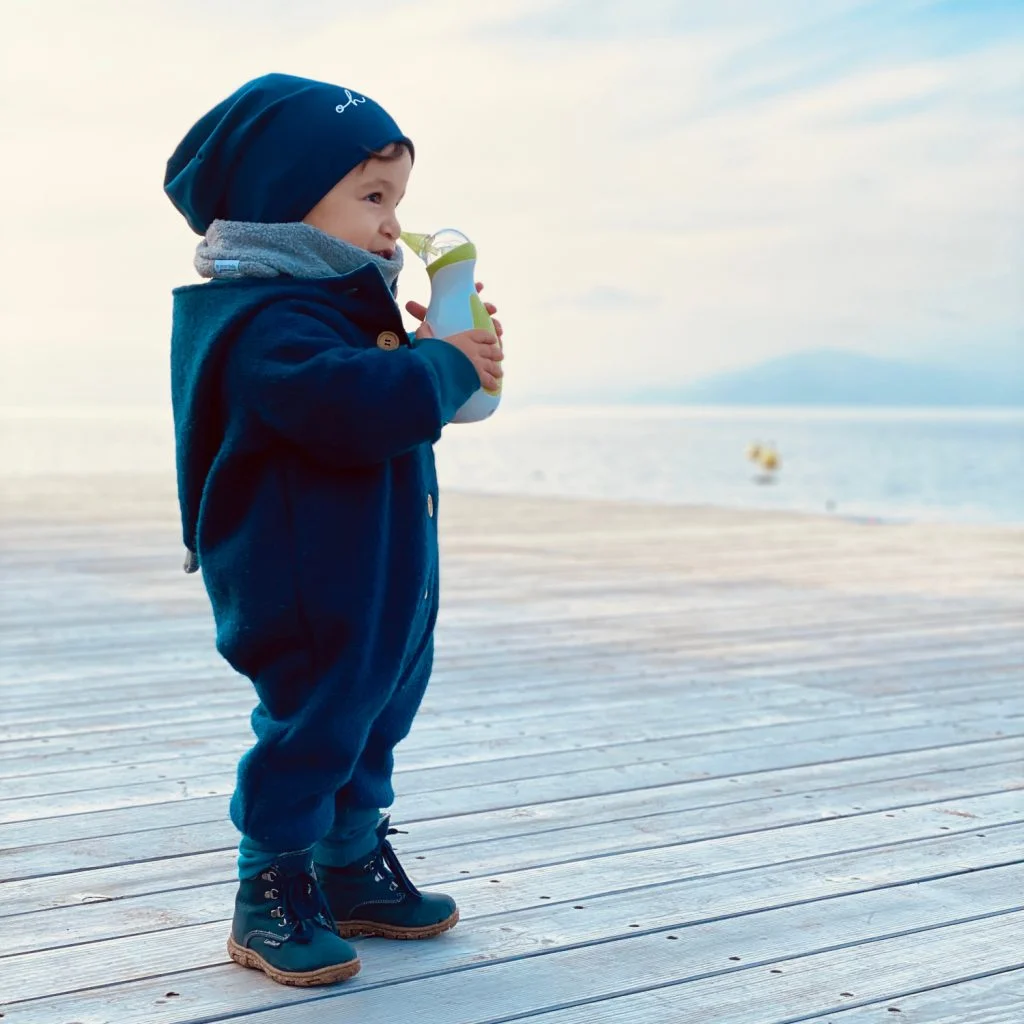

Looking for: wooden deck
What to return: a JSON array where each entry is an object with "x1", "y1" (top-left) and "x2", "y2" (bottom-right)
[{"x1": 1, "y1": 474, "x2": 1022, "y2": 1023}]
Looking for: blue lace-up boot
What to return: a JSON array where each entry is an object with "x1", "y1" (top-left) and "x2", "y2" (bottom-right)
[
  {"x1": 227, "y1": 850, "x2": 361, "y2": 986},
  {"x1": 317, "y1": 816, "x2": 459, "y2": 939}
]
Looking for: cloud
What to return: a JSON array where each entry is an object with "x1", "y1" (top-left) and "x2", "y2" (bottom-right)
[{"x1": 0, "y1": 0, "x2": 1021, "y2": 406}]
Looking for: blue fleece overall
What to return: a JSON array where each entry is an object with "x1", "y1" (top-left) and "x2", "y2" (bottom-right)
[{"x1": 170, "y1": 263, "x2": 479, "y2": 873}]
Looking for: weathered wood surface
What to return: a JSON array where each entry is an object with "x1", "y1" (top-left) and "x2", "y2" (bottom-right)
[{"x1": 0, "y1": 473, "x2": 1021, "y2": 1023}]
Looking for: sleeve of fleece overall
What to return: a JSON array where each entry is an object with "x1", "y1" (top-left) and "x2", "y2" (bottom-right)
[{"x1": 226, "y1": 303, "x2": 481, "y2": 468}]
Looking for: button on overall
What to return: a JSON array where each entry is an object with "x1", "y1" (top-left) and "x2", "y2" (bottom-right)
[{"x1": 376, "y1": 331, "x2": 401, "y2": 351}]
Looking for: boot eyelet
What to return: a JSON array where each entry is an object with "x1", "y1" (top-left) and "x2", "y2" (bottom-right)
[
  {"x1": 271, "y1": 907, "x2": 283, "y2": 918},
  {"x1": 264, "y1": 889, "x2": 279, "y2": 900}
]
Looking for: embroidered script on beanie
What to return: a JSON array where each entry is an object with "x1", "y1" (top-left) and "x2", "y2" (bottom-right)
[{"x1": 336, "y1": 90, "x2": 367, "y2": 115}]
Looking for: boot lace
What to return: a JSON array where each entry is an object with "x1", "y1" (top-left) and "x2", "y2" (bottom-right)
[
  {"x1": 364, "y1": 826, "x2": 422, "y2": 897},
  {"x1": 265, "y1": 867, "x2": 337, "y2": 945}
]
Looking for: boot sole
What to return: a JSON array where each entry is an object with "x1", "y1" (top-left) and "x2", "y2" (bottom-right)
[
  {"x1": 227, "y1": 936, "x2": 361, "y2": 986},
  {"x1": 336, "y1": 907, "x2": 460, "y2": 940}
]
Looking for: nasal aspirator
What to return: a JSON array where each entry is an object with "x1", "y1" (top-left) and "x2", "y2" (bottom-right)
[{"x1": 400, "y1": 229, "x2": 502, "y2": 424}]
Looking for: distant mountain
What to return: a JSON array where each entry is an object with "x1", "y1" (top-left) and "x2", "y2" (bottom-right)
[{"x1": 645, "y1": 350, "x2": 1023, "y2": 407}]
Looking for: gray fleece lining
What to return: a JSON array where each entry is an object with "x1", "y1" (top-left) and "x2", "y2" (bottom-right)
[{"x1": 194, "y1": 220, "x2": 403, "y2": 289}]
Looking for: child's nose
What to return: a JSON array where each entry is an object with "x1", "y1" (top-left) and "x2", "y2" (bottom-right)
[{"x1": 383, "y1": 212, "x2": 400, "y2": 241}]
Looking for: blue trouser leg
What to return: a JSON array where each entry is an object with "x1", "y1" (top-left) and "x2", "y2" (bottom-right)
[
  {"x1": 315, "y1": 634, "x2": 435, "y2": 868},
  {"x1": 230, "y1": 630, "x2": 435, "y2": 869}
]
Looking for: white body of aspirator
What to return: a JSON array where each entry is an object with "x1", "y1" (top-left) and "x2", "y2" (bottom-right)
[{"x1": 423, "y1": 256, "x2": 500, "y2": 423}]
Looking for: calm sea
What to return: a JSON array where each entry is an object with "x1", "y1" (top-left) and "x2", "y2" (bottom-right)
[{"x1": 1, "y1": 406, "x2": 1021, "y2": 525}]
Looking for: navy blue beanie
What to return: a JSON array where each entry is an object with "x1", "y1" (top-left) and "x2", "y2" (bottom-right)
[{"x1": 165, "y1": 73, "x2": 414, "y2": 235}]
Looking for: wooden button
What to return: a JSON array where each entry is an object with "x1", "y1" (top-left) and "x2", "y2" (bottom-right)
[
  {"x1": 376, "y1": 331, "x2": 401, "y2": 351},
  {"x1": 427, "y1": 494, "x2": 434, "y2": 518}
]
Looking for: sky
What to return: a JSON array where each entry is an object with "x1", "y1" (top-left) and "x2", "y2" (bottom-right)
[{"x1": 0, "y1": 0, "x2": 1021, "y2": 408}]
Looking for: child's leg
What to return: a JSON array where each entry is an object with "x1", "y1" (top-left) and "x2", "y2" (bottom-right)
[
  {"x1": 326, "y1": 628, "x2": 435, "y2": 830},
  {"x1": 226, "y1": 646, "x2": 410, "y2": 985},
  {"x1": 315, "y1": 635, "x2": 459, "y2": 939}
]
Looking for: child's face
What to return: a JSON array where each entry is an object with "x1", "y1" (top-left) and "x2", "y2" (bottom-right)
[{"x1": 302, "y1": 144, "x2": 412, "y2": 258}]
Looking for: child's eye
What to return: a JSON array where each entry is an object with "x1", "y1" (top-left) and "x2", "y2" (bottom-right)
[{"x1": 365, "y1": 192, "x2": 383, "y2": 204}]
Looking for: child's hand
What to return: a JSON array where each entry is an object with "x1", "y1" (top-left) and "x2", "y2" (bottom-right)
[
  {"x1": 416, "y1": 320, "x2": 503, "y2": 391},
  {"x1": 405, "y1": 282, "x2": 504, "y2": 341}
]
